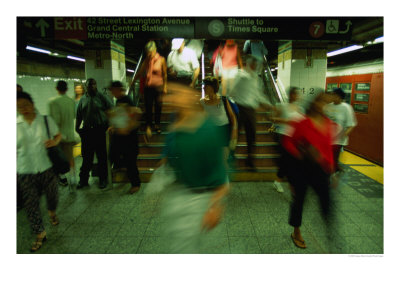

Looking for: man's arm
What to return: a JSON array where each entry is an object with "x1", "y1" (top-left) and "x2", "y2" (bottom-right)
[
  {"x1": 162, "y1": 57, "x2": 168, "y2": 93},
  {"x1": 237, "y1": 47, "x2": 243, "y2": 69},
  {"x1": 190, "y1": 67, "x2": 200, "y2": 88},
  {"x1": 75, "y1": 99, "x2": 83, "y2": 133}
]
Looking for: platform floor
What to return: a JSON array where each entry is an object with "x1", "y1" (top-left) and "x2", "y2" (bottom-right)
[{"x1": 16, "y1": 151, "x2": 383, "y2": 254}]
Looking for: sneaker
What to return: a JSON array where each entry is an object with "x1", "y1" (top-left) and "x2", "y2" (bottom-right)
[
  {"x1": 273, "y1": 180, "x2": 284, "y2": 193},
  {"x1": 59, "y1": 178, "x2": 68, "y2": 186},
  {"x1": 154, "y1": 125, "x2": 162, "y2": 134}
]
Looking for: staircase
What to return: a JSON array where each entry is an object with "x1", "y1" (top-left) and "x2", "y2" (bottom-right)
[{"x1": 113, "y1": 40, "x2": 281, "y2": 184}]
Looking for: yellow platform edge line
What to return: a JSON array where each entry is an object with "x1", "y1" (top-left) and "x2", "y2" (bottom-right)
[{"x1": 340, "y1": 151, "x2": 383, "y2": 184}]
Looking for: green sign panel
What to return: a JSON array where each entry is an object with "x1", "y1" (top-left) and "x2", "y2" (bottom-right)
[
  {"x1": 354, "y1": 93, "x2": 370, "y2": 102},
  {"x1": 356, "y1": 83, "x2": 371, "y2": 91},
  {"x1": 326, "y1": 83, "x2": 338, "y2": 92},
  {"x1": 353, "y1": 103, "x2": 369, "y2": 114}
]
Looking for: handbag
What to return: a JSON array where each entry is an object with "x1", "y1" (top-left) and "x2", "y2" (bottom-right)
[{"x1": 44, "y1": 116, "x2": 70, "y2": 175}]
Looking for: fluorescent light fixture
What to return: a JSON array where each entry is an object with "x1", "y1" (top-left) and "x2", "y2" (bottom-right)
[
  {"x1": 26, "y1": 45, "x2": 51, "y2": 54},
  {"x1": 373, "y1": 36, "x2": 384, "y2": 44},
  {"x1": 127, "y1": 69, "x2": 134, "y2": 73},
  {"x1": 67, "y1": 55, "x2": 85, "y2": 62},
  {"x1": 327, "y1": 45, "x2": 363, "y2": 57}
]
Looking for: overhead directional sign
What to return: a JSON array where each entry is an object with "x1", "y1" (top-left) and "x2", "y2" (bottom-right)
[
  {"x1": 35, "y1": 18, "x2": 49, "y2": 37},
  {"x1": 194, "y1": 17, "x2": 355, "y2": 40},
  {"x1": 18, "y1": 16, "x2": 360, "y2": 40}
]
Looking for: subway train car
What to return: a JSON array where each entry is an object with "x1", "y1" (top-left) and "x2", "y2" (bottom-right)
[{"x1": 326, "y1": 59, "x2": 383, "y2": 165}]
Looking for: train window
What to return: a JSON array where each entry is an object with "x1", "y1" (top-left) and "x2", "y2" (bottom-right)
[
  {"x1": 355, "y1": 83, "x2": 371, "y2": 91},
  {"x1": 326, "y1": 83, "x2": 338, "y2": 92},
  {"x1": 353, "y1": 103, "x2": 369, "y2": 114},
  {"x1": 340, "y1": 83, "x2": 352, "y2": 104}
]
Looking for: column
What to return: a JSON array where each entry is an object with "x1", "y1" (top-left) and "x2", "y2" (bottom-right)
[
  {"x1": 84, "y1": 40, "x2": 127, "y2": 95},
  {"x1": 277, "y1": 41, "x2": 327, "y2": 104}
]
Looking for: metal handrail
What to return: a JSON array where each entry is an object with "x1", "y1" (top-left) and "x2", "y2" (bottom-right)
[
  {"x1": 263, "y1": 55, "x2": 284, "y2": 104},
  {"x1": 128, "y1": 52, "x2": 144, "y2": 107}
]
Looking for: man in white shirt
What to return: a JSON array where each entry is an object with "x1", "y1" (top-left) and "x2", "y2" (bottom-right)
[
  {"x1": 229, "y1": 55, "x2": 272, "y2": 168},
  {"x1": 167, "y1": 38, "x2": 200, "y2": 88},
  {"x1": 49, "y1": 80, "x2": 76, "y2": 186},
  {"x1": 324, "y1": 88, "x2": 357, "y2": 173}
]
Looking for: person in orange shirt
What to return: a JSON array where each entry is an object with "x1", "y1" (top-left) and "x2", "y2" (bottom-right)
[
  {"x1": 220, "y1": 40, "x2": 243, "y2": 97},
  {"x1": 131, "y1": 41, "x2": 167, "y2": 142}
]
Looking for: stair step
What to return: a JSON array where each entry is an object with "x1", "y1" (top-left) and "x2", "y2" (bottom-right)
[
  {"x1": 112, "y1": 166, "x2": 280, "y2": 183},
  {"x1": 137, "y1": 142, "x2": 279, "y2": 155}
]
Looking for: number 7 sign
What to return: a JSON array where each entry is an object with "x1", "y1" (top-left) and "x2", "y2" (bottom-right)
[{"x1": 309, "y1": 21, "x2": 325, "y2": 38}]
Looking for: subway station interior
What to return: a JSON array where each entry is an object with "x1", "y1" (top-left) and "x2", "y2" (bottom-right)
[{"x1": 15, "y1": 15, "x2": 386, "y2": 261}]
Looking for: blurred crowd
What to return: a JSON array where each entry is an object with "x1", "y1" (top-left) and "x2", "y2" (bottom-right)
[{"x1": 17, "y1": 38, "x2": 356, "y2": 253}]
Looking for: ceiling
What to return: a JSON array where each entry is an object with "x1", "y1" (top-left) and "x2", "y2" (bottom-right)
[{"x1": 17, "y1": 17, "x2": 383, "y2": 71}]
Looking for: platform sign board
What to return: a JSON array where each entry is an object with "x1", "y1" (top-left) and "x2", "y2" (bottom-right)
[
  {"x1": 354, "y1": 93, "x2": 370, "y2": 102},
  {"x1": 18, "y1": 16, "x2": 358, "y2": 41},
  {"x1": 353, "y1": 103, "x2": 369, "y2": 114},
  {"x1": 326, "y1": 83, "x2": 338, "y2": 92},
  {"x1": 356, "y1": 83, "x2": 371, "y2": 91}
]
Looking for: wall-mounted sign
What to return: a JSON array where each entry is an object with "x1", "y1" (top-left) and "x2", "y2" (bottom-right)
[
  {"x1": 354, "y1": 93, "x2": 370, "y2": 102},
  {"x1": 356, "y1": 83, "x2": 371, "y2": 91},
  {"x1": 340, "y1": 83, "x2": 352, "y2": 93},
  {"x1": 353, "y1": 103, "x2": 368, "y2": 114},
  {"x1": 326, "y1": 83, "x2": 338, "y2": 92},
  {"x1": 18, "y1": 16, "x2": 361, "y2": 40}
]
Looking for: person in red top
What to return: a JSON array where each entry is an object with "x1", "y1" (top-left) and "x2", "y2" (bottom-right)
[
  {"x1": 220, "y1": 40, "x2": 243, "y2": 96},
  {"x1": 282, "y1": 92, "x2": 338, "y2": 249},
  {"x1": 131, "y1": 41, "x2": 167, "y2": 141}
]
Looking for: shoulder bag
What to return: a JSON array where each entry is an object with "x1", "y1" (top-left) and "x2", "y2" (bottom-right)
[{"x1": 44, "y1": 116, "x2": 70, "y2": 174}]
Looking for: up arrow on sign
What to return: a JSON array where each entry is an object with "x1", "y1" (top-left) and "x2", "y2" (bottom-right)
[
  {"x1": 36, "y1": 18, "x2": 49, "y2": 37},
  {"x1": 339, "y1": 20, "x2": 352, "y2": 34}
]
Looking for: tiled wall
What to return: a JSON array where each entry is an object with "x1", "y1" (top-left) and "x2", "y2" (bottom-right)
[
  {"x1": 17, "y1": 75, "x2": 84, "y2": 115},
  {"x1": 277, "y1": 47, "x2": 327, "y2": 104}
]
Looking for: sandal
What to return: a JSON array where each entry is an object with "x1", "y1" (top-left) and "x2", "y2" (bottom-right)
[
  {"x1": 154, "y1": 125, "x2": 161, "y2": 134},
  {"x1": 30, "y1": 234, "x2": 47, "y2": 252},
  {"x1": 49, "y1": 214, "x2": 59, "y2": 226},
  {"x1": 291, "y1": 233, "x2": 307, "y2": 249}
]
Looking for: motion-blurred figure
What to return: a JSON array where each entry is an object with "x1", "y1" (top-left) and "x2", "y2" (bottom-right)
[
  {"x1": 200, "y1": 76, "x2": 238, "y2": 164},
  {"x1": 17, "y1": 92, "x2": 61, "y2": 252},
  {"x1": 74, "y1": 82, "x2": 85, "y2": 114},
  {"x1": 229, "y1": 55, "x2": 272, "y2": 169},
  {"x1": 17, "y1": 84, "x2": 23, "y2": 92},
  {"x1": 108, "y1": 81, "x2": 142, "y2": 194},
  {"x1": 324, "y1": 88, "x2": 357, "y2": 179},
  {"x1": 148, "y1": 82, "x2": 229, "y2": 253},
  {"x1": 167, "y1": 38, "x2": 200, "y2": 88},
  {"x1": 271, "y1": 87, "x2": 305, "y2": 192},
  {"x1": 48, "y1": 80, "x2": 76, "y2": 187},
  {"x1": 282, "y1": 93, "x2": 337, "y2": 249},
  {"x1": 131, "y1": 41, "x2": 167, "y2": 142},
  {"x1": 220, "y1": 39, "x2": 243, "y2": 96},
  {"x1": 243, "y1": 39, "x2": 268, "y2": 72},
  {"x1": 75, "y1": 78, "x2": 114, "y2": 189}
]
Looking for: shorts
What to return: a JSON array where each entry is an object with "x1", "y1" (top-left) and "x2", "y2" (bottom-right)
[{"x1": 221, "y1": 66, "x2": 238, "y2": 80}]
